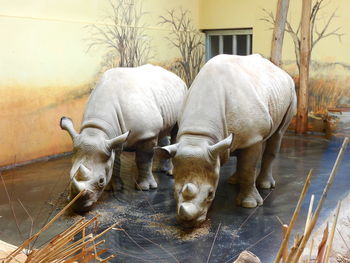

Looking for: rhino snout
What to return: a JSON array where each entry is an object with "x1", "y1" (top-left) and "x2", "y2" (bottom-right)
[
  {"x1": 70, "y1": 181, "x2": 95, "y2": 213},
  {"x1": 178, "y1": 202, "x2": 199, "y2": 220}
]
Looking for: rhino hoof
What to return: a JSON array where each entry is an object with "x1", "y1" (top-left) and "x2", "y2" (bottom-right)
[
  {"x1": 136, "y1": 179, "x2": 158, "y2": 191},
  {"x1": 236, "y1": 191, "x2": 263, "y2": 208},
  {"x1": 257, "y1": 178, "x2": 275, "y2": 189}
]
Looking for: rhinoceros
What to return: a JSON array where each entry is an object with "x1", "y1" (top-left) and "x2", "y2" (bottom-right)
[
  {"x1": 60, "y1": 64, "x2": 187, "y2": 212},
  {"x1": 158, "y1": 54, "x2": 297, "y2": 227}
]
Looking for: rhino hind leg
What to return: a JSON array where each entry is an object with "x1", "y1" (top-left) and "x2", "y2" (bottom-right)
[
  {"x1": 235, "y1": 143, "x2": 263, "y2": 208},
  {"x1": 256, "y1": 132, "x2": 282, "y2": 189},
  {"x1": 257, "y1": 100, "x2": 295, "y2": 189},
  {"x1": 135, "y1": 139, "x2": 158, "y2": 191}
]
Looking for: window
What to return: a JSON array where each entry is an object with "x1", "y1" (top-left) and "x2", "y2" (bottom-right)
[{"x1": 205, "y1": 29, "x2": 253, "y2": 60}]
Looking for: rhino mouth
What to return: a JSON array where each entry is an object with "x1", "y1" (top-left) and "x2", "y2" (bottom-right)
[
  {"x1": 176, "y1": 211, "x2": 207, "y2": 228},
  {"x1": 70, "y1": 189, "x2": 96, "y2": 213}
]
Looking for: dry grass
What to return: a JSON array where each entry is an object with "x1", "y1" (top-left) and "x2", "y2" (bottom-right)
[{"x1": 293, "y1": 76, "x2": 350, "y2": 115}]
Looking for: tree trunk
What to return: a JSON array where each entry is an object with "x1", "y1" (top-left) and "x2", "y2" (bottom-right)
[
  {"x1": 270, "y1": 0, "x2": 290, "y2": 67},
  {"x1": 296, "y1": 0, "x2": 311, "y2": 134}
]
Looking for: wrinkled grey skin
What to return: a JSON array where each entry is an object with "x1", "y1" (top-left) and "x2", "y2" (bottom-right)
[
  {"x1": 61, "y1": 65, "x2": 187, "y2": 212},
  {"x1": 158, "y1": 54, "x2": 297, "y2": 227}
]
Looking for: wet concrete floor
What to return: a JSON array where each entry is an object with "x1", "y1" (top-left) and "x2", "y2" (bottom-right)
[{"x1": 0, "y1": 133, "x2": 349, "y2": 262}]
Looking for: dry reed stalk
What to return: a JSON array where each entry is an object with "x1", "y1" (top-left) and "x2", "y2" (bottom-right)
[
  {"x1": 337, "y1": 228, "x2": 350, "y2": 253},
  {"x1": 17, "y1": 198, "x2": 34, "y2": 240},
  {"x1": 26, "y1": 216, "x2": 97, "y2": 261},
  {"x1": 63, "y1": 240, "x2": 106, "y2": 263},
  {"x1": 98, "y1": 254, "x2": 116, "y2": 263},
  {"x1": 77, "y1": 249, "x2": 108, "y2": 263},
  {"x1": 33, "y1": 221, "x2": 92, "y2": 261},
  {"x1": 206, "y1": 223, "x2": 222, "y2": 263},
  {"x1": 4, "y1": 190, "x2": 86, "y2": 263},
  {"x1": 285, "y1": 235, "x2": 303, "y2": 263},
  {"x1": 114, "y1": 227, "x2": 162, "y2": 262},
  {"x1": 64, "y1": 243, "x2": 105, "y2": 263},
  {"x1": 51, "y1": 235, "x2": 98, "y2": 261},
  {"x1": 290, "y1": 137, "x2": 349, "y2": 263},
  {"x1": 324, "y1": 201, "x2": 342, "y2": 263},
  {"x1": 282, "y1": 224, "x2": 289, "y2": 263},
  {"x1": 4, "y1": 189, "x2": 118, "y2": 263},
  {"x1": 316, "y1": 223, "x2": 329, "y2": 263},
  {"x1": 35, "y1": 234, "x2": 94, "y2": 262},
  {"x1": 304, "y1": 195, "x2": 315, "y2": 235},
  {"x1": 138, "y1": 234, "x2": 179, "y2": 263},
  {"x1": 274, "y1": 169, "x2": 314, "y2": 263},
  {"x1": 0, "y1": 173, "x2": 24, "y2": 243}
]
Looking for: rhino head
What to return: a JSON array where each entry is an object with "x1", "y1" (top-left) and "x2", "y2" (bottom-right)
[
  {"x1": 158, "y1": 134, "x2": 234, "y2": 227},
  {"x1": 60, "y1": 117, "x2": 129, "y2": 212}
]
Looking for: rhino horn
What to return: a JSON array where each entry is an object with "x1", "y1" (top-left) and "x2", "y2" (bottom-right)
[
  {"x1": 106, "y1": 131, "x2": 130, "y2": 150},
  {"x1": 182, "y1": 183, "x2": 198, "y2": 200},
  {"x1": 60, "y1": 117, "x2": 78, "y2": 140},
  {"x1": 75, "y1": 164, "x2": 92, "y2": 181},
  {"x1": 179, "y1": 203, "x2": 198, "y2": 221},
  {"x1": 208, "y1": 134, "x2": 234, "y2": 157}
]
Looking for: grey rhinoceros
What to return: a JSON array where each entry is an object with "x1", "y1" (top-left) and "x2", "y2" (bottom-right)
[
  {"x1": 158, "y1": 54, "x2": 297, "y2": 227},
  {"x1": 60, "y1": 64, "x2": 187, "y2": 212}
]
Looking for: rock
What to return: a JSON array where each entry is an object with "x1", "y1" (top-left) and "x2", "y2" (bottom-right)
[{"x1": 233, "y1": 250, "x2": 261, "y2": 263}]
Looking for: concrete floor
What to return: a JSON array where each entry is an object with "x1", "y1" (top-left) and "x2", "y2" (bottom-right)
[{"x1": 0, "y1": 133, "x2": 349, "y2": 262}]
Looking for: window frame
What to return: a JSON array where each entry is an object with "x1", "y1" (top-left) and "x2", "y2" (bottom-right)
[{"x1": 204, "y1": 28, "x2": 253, "y2": 61}]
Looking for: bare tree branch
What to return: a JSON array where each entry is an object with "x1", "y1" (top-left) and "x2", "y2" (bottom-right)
[
  {"x1": 85, "y1": 0, "x2": 151, "y2": 72},
  {"x1": 260, "y1": 0, "x2": 344, "y2": 75},
  {"x1": 159, "y1": 8, "x2": 204, "y2": 86}
]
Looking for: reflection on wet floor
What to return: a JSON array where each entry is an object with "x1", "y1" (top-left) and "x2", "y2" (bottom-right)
[{"x1": 0, "y1": 133, "x2": 349, "y2": 263}]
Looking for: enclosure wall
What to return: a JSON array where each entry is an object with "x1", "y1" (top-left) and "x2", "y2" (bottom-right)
[{"x1": 0, "y1": 0, "x2": 199, "y2": 167}]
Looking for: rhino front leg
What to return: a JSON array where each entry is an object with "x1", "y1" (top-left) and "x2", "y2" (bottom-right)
[
  {"x1": 236, "y1": 143, "x2": 263, "y2": 208},
  {"x1": 105, "y1": 150, "x2": 123, "y2": 192},
  {"x1": 157, "y1": 136, "x2": 173, "y2": 175},
  {"x1": 135, "y1": 139, "x2": 158, "y2": 191}
]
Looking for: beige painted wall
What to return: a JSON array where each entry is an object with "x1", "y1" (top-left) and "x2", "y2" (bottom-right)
[
  {"x1": 0, "y1": 0, "x2": 199, "y2": 167},
  {"x1": 199, "y1": 0, "x2": 350, "y2": 73},
  {"x1": 1, "y1": 0, "x2": 349, "y2": 167}
]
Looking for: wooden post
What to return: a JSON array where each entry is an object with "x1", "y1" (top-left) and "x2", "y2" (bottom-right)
[
  {"x1": 270, "y1": 0, "x2": 290, "y2": 67},
  {"x1": 296, "y1": 0, "x2": 311, "y2": 134}
]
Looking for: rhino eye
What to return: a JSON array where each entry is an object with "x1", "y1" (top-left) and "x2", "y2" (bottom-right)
[{"x1": 208, "y1": 190, "x2": 214, "y2": 200}]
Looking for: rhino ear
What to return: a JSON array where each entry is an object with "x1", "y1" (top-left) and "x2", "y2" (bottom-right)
[
  {"x1": 208, "y1": 134, "x2": 234, "y2": 157},
  {"x1": 155, "y1": 143, "x2": 178, "y2": 159},
  {"x1": 60, "y1": 117, "x2": 78, "y2": 140},
  {"x1": 106, "y1": 131, "x2": 130, "y2": 150}
]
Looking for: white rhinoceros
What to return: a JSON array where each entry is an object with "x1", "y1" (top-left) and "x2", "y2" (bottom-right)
[
  {"x1": 158, "y1": 54, "x2": 297, "y2": 227},
  {"x1": 60, "y1": 64, "x2": 187, "y2": 212}
]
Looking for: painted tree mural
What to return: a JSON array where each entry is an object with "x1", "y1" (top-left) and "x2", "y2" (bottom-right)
[
  {"x1": 159, "y1": 9, "x2": 204, "y2": 87},
  {"x1": 261, "y1": 0, "x2": 343, "y2": 75},
  {"x1": 86, "y1": 0, "x2": 151, "y2": 71}
]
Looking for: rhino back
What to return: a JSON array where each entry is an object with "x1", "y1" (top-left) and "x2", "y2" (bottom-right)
[
  {"x1": 178, "y1": 54, "x2": 295, "y2": 150},
  {"x1": 82, "y1": 65, "x2": 187, "y2": 146}
]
